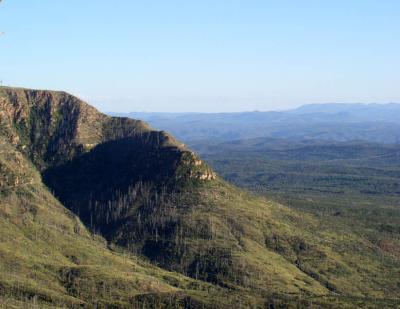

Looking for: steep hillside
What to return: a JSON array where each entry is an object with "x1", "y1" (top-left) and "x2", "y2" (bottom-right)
[
  {"x1": 0, "y1": 87, "x2": 212, "y2": 176},
  {"x1": 0, "y1": 134, "x2": 240, "y2": 308},
  {"x1": 1, "y1": 87, "x2": 400, "y2": 308},
  {"x1": 0, "y1": 87, "x2": 231, "y2": 308}
]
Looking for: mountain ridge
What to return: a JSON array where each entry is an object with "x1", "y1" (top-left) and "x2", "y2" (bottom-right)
[
  {"x1": 1, "y1": 87, "x2": 400, "y2": 308},
  {"x1": 0, "y1": 86, "x2": 215, "y2": 180},
  {"x1": 112, "y1": 103, "x2": 400, "y2": 144}
]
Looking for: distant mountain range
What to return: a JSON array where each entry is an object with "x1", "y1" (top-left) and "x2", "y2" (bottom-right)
[
  {"x1": 111, "y1": 103, "x2": 400, "y2": 143},
  {"x1": 290, "y1": 103, "x2": 400, "y2": 118}
]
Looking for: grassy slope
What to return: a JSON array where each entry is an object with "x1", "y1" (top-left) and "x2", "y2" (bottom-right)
[
  {"x1": 0, "y1": 136, "x2": 245, "y2": 308},
  {"x1": 189, "y1": 139, "x2": 400, "y2": 300},
  {"x1": 179, "y1": 180, "x2": 400, "y2": 297},
  {"x1": 1, "y1": 87, "x2": 400, "y2": 308},
  {"x1": 0, "y1": 139, "x2": 370, "y2": 309},
  {"x1": 42, "y1": 136, "x2": 400, "y2": 301}
]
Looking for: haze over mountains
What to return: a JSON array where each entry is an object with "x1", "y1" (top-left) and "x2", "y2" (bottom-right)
[{"x1": 112, "y1": 103, "x2": 400, "y2": 144}]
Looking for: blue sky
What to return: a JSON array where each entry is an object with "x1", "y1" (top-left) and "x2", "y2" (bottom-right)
[{"x1": 0, "y1": 1, "x2": 399, "y2": 112}]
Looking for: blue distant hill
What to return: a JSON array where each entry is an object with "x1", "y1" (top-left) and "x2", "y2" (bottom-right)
[{"x1": 110, "y1": 103, "x2": 400, "y2": 143}]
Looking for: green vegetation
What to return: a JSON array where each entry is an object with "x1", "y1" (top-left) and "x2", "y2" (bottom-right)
[
  {"x1": 191, "y1": 138, "x2": 400, "y2": 231},
  {"x1": 1, "y1": 87, "x2": 400, "y2": 308},
  {"x1": 0, "y1": 135, "x2": 238, "y2": 308},
  {"x1": 191, "y1": 138, "x2": 400, "y2": 298}
]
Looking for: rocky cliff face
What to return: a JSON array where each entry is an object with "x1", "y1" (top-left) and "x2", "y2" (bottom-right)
[
  {"x1": 1, "y1": 88, "x2": 99, "y2": 171},
  {"x1": 0, "y1": 86, "x2": 215, "y2": 180},
  {"x1": 0, "y1": 86, "x2": 217, "y2": 256}
]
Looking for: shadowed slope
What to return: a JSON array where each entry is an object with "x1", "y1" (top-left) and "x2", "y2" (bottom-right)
[
  {"x1": 1, "y1": 87, "x2": 400, "y2": 308},
  {"x1": 0, "y1": 135, "x2": 238, "y2": 308}
]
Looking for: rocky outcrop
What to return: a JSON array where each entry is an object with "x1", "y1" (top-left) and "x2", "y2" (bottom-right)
[
  {"x1": 177, "y1": 151, "x2": 216, "y2": 181},
  {"x1": 0, "y1": 86, "x2": 215, "y2": 181},
  {"x1": 0, "y1": 136, "x2": 36, "y2": 190},
  {"x1": 0, "y1": 86, "x2": 217, "y2": 250}
]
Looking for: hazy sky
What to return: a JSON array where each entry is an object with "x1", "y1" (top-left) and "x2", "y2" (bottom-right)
[{"x1": 1, "y1": 1, "x2": 399, "y2": 112}]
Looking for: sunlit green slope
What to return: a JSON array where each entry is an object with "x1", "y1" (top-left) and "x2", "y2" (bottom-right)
[{"x1": 1, "y1": 86, "x2": 399, "y2": 308}]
